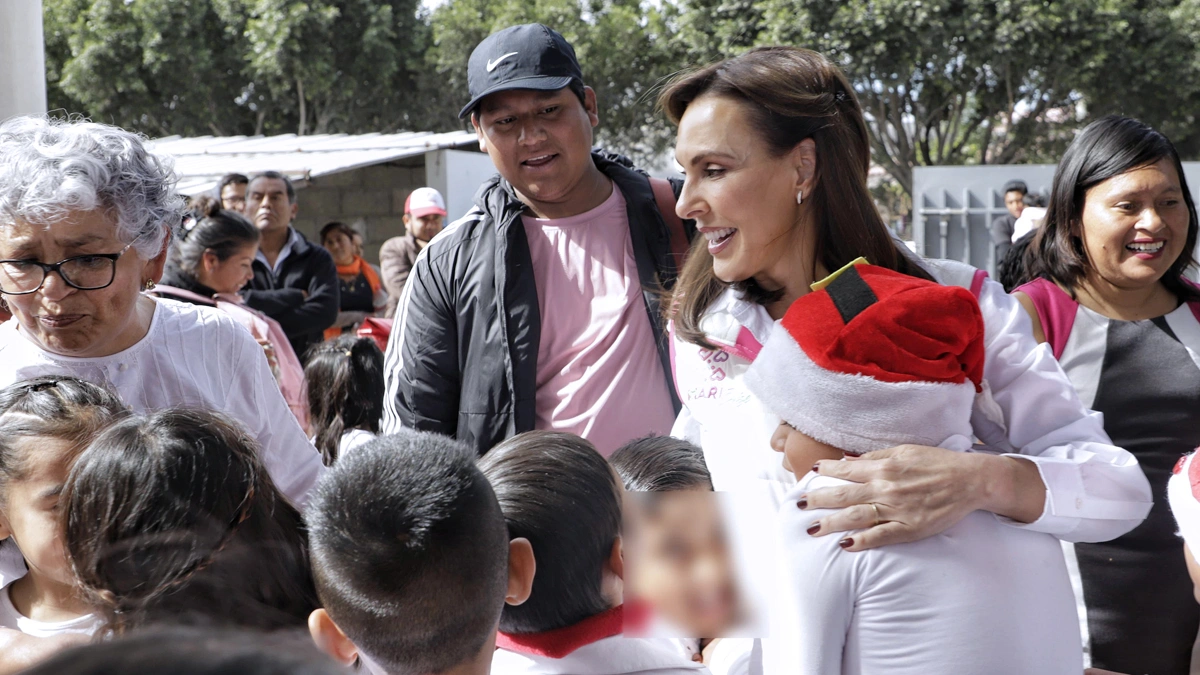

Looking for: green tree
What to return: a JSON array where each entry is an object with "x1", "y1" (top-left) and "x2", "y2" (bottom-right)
[
  {"x1": 674, "y1": 0, "x2": 1200, "y2": 194},
  {"x1": 43, "y1": 0, "x2": 430, "y2": 137},
  {"x1": 745, "y1": 0, "x2": 1123, "y2": 194},
  {"x1": 1073, "y1": 0, "x2": 1200, "y2": 158},
  {"x1": 234, "y1": 0, "x2": 428, "y2": 135},
  {"x1": 45, "y1": 0, "x2": 252, "y2": 136}
]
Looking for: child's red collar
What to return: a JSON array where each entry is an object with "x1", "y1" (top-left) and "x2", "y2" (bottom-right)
[{"x1": 496, "y1": 605, "x2": 627, "y2": 659}]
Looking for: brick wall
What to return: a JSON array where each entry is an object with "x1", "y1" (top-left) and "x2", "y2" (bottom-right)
[{"x1": 291, "y1": 160, "x2": 426, "y2": 265}]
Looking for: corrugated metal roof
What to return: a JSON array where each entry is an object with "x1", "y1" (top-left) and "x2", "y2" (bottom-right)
[{"x1": 146, "y1": 130, "x2": 478, "y2": 196}]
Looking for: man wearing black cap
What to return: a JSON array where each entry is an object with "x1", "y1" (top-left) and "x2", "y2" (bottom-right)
[
  {"x1": 991, "y1": 179, "x2": 1027, "y2": 266},
  {"x1": 381, "y1": 24, "x2": 692, "y2": 456}
]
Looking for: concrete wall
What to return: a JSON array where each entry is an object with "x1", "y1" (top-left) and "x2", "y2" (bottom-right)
[
  {"x1": 0, "y1": 0, "x2": 48, "y2": 121},
  {"x1": 291, "y1": 149, "x2": 496, "y2": 265},
  {"x1": 292, "y1": 160, "x2": 427, "y2": 265},
  {"x1": 425, "y1": 148, "x2": 502, "y2": 224}
]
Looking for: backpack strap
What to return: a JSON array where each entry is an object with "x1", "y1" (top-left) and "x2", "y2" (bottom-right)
[
  {"x1": 650, "y1": 177, "x2": 690, "y2": 267},
  {"x1": 148, "y1": 285, "x2": 216, "y2": 306},
  {"x1": 969, "y1": 268, "x2": 988, "y2": 299},
  {"x1": 1014, "y1": 278, "x2": 1078, "y2": 361}
]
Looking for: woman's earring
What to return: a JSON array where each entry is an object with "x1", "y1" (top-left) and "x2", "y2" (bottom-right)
[
  {"x1": 143, "y1": 279, "x2": 156, "y2": 291},
  {"x1": 796, "y1": 190, "x2": 804, "y2": 205}
]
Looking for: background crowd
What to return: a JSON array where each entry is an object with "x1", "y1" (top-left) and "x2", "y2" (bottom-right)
[{"x1": 0, "y1": 18, "x2": 1197, "y2": 675}]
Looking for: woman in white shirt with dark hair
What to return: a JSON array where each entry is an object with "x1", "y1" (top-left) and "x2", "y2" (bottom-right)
[
  {"x1": 0, "y1": 115, "x2": 324, "y2": 591},
  {"x1": 657, "y1": 46, "x2": 1150, "y2": 553}
]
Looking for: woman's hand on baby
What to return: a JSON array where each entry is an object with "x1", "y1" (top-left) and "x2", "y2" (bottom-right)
[{"x1": 798, "y1": 445, "x2": 1025, "y2": 552}]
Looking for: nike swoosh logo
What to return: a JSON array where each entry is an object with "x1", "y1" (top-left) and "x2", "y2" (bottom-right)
[{"x1": 486, "y1": 52, "x2": 519, "y2": 73}]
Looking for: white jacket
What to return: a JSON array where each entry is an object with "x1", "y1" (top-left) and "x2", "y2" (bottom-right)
[{"x1": 670, "y1": 259, "x2": 1152, "y2": 543}]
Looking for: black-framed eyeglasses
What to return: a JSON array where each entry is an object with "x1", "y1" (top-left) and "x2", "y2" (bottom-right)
[{"x1": 0, "y1": 244, "x2": 133, "y2": 295}]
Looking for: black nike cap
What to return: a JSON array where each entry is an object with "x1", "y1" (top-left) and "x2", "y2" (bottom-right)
[{"x1": 459, "y1": 23, "x2": 585, "y2": 119}]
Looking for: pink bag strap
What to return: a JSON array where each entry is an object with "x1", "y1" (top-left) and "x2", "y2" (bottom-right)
[
  {"x1": 1014, "y1": 278, "x2": 1077, "y2": 361},
  {"x1": 969, "y1": 268, "x2": 988, "y2": 298},
  {"x1": 149, "y1": 285, "x2": 216, "y2": 306}
]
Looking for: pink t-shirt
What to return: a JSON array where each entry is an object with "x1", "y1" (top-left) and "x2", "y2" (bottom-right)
[{"x1": 522, "y1": 185, "x2": 675, "y2": 456}]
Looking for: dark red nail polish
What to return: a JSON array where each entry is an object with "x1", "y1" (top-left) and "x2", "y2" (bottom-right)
[
  {"x1": 839, "y1": 538, "x2": 853, "y2": 549},
  {"x1": 797, "y1": 497, "x2": 808, "y2": 509},
  {"x1": 807, "y1": 523, "x2": 821, "y2": 535},
  {"x1": 812, "y1": 463, "x2": 821, "y2": 474}
]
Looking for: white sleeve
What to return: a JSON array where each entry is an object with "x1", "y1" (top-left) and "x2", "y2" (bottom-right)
[
  {"x1": 225, "y1": 325, "x2": 325, "y2": 508},
  {"x1": 970, "y1": 276, "x2": 1152, "y2": 542},
  {"x1": 765, "y1": 493, "x2": 852, "y2": 675}
]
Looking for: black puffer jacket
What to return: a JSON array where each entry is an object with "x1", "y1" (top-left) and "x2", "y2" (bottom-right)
[
  {"x1": 242, "y1": 228, "x2": 339, "y2": 361},
  {"x1": 380, "y1": 151, "x2": 692, "y2": 454}
]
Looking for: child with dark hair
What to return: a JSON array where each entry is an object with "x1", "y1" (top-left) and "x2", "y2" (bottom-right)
[
  {"x1": 304, "y1": 336, "x2": 385, "y2": 465},
  {"x1": 62, "y1": 408, "x2": 319, "y2": 635},
  {"x1": 20, "y1": 625, "x2": 345, "y2": 675},
  {"x1": 610, "y1": 436, "x2": 713, "y2": 492},
  {"x1": 305, "y1": 430, "x2": 522, "y2": 675},
  {"x1": 0, "y1": 376, "x2": 127, "y2": 642},
  {"x1": 997, "y1": 230, "x2": 1037, "y2": 292},
  {"x1": 479, "y1": 431, "x2": 707, "y2": 675},
  {"x1": 612, "y1": 437, "x2": 756, "y2": 675}
]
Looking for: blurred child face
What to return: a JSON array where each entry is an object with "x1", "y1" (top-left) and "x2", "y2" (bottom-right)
[
  {"x1": 770, "y1": 422, "x2": 844, "y2": 481},
  {"x1": 625, "y1": 491, "x2": 738, "y2": 637},
  {"x1": 0, "y1": 437, "x2": 78, "y2": 587}
]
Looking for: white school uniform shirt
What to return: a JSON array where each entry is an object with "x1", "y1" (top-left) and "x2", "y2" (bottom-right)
[
  {"x1": 0, "y1": 585, "x2": 103, "y2": 638},
  {"x1": 1011, "y1": 206, "x2": 1047, "y2": 243},
  {"x1": 309, "y1": 428, "x2": 376, "y2": 460},
  {"x1": 766, "y1": 470, "x2": 1083, "y2": 675},
  {"x1": 492, "y1": 636, "x2": 712, "y2": 675},
  {"x1": 670, "y1": 258, "x2": 1152, "y2": 543},
  {"x1": 0, "y1": 298, "x2": 325, "y2": 588}
]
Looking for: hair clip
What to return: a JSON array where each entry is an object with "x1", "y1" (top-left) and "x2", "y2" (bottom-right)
[
  {"x1": 342, "y1": 349, "x2": 354, "y2": 357},
  {"x1": 834, "y1": 90, "x2": 847, "y2": 102}
]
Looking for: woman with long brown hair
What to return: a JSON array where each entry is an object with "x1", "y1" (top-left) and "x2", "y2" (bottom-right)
[{"x1": 661, "y1": 47, "x2": 1149, "y2": 556}]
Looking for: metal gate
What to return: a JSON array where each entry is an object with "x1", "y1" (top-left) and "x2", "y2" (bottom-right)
[{"x1": 912, "y1": 163, "x2": 1200, "y2": 275}]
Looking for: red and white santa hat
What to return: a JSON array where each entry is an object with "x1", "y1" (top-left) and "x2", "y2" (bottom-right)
[
  {"x1": 1169, "y1": 452, "x2": 1200, "y2": 558},
  {"x1": 745, "y1": 261, "x2": 986, "y2": 456}
]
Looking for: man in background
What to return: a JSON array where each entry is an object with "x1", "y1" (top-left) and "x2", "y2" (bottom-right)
[
  {"x1": 241, "y1": 171, "x2": 339, "y2": 359},
  {"x1": 378, "y1": 187, "x2": 447, "y2": 317},
  {"x1": 991, "y1": 179, "x2": 1027, "y2": 265},
  {"x1": 216, "y1": 173, "x2": 248, "y2": 213}
]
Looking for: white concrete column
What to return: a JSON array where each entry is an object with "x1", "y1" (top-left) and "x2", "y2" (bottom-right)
[{"x1": 0, "y1": 0, "x2": 48, "y2": 121}]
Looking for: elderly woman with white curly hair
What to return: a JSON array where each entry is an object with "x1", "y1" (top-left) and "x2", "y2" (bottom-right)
[{"x1": 0, "y1": 116, "x2": 324, "y2": 595}]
